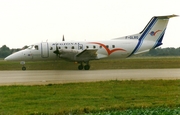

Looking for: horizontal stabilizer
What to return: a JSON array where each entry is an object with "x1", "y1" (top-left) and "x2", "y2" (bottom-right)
[{"x1": 154, "y1": 14, "x2": 178, "y2": 19}]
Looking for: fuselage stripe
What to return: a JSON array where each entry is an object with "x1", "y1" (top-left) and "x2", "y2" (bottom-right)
[
  {"x1": 89, "y1": 42, "x2": 126, "y2": 55},
  {"x1": 153, "y1": 29, "x2": 166, "y2": 48}
]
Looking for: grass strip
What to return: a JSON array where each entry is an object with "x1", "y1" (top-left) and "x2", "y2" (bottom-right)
[
  {"x1": 0, "y1": 80, "x2": 179, "y2": 114},
  {"x1": 0, "y1": 57, "x2": 180, "y2": 70}
]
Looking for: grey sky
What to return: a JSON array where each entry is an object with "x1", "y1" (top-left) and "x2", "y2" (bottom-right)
[{"x1": 0, "y1": 0, "x2": 179, "y2": 48}]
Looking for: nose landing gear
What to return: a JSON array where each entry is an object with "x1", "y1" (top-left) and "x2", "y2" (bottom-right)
[
  {"x1": 20, "y1": 61, "x2": 26, "y2": 71},
  {"x1": 22, "y1": 66, "x2": 26, "y2": 70}
]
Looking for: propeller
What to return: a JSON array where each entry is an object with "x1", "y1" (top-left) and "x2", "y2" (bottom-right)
[
  {"x1": 53, "y1": 44, "x2": 60, "y2": 57},
  {"x1": 53, "y1": 35, "x2": 64, "y2": 57}
]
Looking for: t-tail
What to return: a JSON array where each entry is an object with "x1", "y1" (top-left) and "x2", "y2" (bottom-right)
[{"x1": 129, "y1": 14, "x2": 178, "y2": 56}]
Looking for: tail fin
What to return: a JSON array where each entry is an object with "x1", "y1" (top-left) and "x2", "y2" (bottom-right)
[
  {"x1": 129, "y1": 14, "x2": 178, "y2": 56},
  {"x1": 140, "y1": 14, "x2": 178, "y2": 48}
]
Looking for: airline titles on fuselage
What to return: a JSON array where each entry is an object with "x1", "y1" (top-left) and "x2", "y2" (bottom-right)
[{"x1": 52, "y1": 42, "x2": 80, "y2": 46}]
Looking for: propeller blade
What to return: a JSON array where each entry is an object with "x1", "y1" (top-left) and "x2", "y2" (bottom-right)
[{"x1": 53, "y1": 44, "x2": 60, "y2": 57}]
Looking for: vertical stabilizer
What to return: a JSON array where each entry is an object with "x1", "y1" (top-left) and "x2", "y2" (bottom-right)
[
  {"x1": 140, "y1": 15, "x2": 178, "y2": 48},
  {"x1": 129, "y1": 14, "x2": 178, "y2": 56}
]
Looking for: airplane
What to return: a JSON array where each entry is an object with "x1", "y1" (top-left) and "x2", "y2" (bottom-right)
[{"x1": 4, "y1": 14, "x2": 178, "y2": 70}]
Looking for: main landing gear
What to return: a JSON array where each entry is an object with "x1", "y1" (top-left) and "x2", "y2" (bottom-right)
[
  {"x1": 78, "y1": 62, "x2": 90, "y2": 70},
  {"x1": 20, "y1": 61, "x2": 26, "y2": 71}
]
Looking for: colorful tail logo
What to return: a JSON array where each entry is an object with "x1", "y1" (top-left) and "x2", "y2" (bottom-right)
[{"x1": 150, "y1": 30, "x2": 161, "y2": 36}]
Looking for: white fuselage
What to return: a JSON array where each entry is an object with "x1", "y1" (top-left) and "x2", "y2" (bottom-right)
[{"x1": 5, "y1": 37, "x2": 155, "y2": 62}]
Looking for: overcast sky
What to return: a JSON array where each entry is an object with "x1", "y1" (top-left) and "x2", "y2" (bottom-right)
[{"x1": 0, "y1": 0, "x2": 179, "y2": 48}]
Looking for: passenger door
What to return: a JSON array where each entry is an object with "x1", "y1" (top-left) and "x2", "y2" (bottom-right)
[{"x1": 41, "y1": 42, "x2": 49, "y2": 58}]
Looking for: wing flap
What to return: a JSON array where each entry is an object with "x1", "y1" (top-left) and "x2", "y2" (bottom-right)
[{"x1": 76, "y1": 49, "x2": 97, "y2": 59}]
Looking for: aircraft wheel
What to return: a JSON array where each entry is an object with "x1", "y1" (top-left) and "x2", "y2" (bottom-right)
[
  {"x1": 78, "y1": 65, "x2": 83, "y2": 70},
  {"x1": 22, "y1": 67, "x2": 26, "y2": 71},
  {"x1": 84, "y1": 65, "x2": 90, "y2": 70}
]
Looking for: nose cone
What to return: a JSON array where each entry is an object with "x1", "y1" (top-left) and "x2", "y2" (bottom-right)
[{"x1": 5, "y1": 52, "x2": 23, "y2": 61}]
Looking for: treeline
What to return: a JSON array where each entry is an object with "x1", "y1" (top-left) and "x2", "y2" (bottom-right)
[
  {"x1": 0, "y1": 45, "x2": 21, "y2": 58},
  {"x1": 0, "y1": 45, "x2": 180, "y2": 58},
  {"x1": 140, "y1": 47, "x2": 180, "y2": 56}
]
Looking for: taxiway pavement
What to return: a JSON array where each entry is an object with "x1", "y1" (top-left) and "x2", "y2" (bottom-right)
[{"x1": 0, "y1": 69, "x2": 180, "y2": 85}]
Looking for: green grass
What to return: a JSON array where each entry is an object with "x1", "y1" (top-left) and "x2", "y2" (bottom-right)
[
  {"x1": 0, "y1": 57, "x2": 180, "y2": 114},
  {"x1": 1, "y1": 57, "x2": 180, "y2": 70},
  {"x1": 0, "y1": 80, "x2": 180, "y2": 114},
  {"x1": 87, "y1": 107, "x2": 180, "y2": 115}
]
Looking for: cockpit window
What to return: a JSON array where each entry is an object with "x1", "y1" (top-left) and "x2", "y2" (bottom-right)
[
  {"x1": 27, "y1": 45, "x2": 38, "y2": 50},
  {"x1": 28, "y1": 45, "x2": 34, "y2": 49},
  {"x1": 34, "y1": 45, "x2": 38, "y2": 50}
]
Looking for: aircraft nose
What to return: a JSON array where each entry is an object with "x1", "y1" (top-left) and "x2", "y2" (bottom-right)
[{"x1": 4, "y1": 52, "x2": 23, "y2": 61}]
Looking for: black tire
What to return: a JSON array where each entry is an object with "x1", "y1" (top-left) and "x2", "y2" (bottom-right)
[
  {"x1": 84, "y1": 65, "x2": 90, "y2": 70},
  {"x1": 78, "y1": 65, "x2": 83, "y2": 70},
  {"x1": 22, "y1": 67, "x2": 26, "y2": 71}
]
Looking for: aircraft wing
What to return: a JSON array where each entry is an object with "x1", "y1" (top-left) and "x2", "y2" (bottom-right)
[
  {"x1": 76, "y1": 49, "x2": 108, "y2": 61},
  {"x1": 76, "y1": 49, "x2": 97, "y2": 59},
  {"x1": 57, "y1": 48, "x2": 106, "y2": 61}
]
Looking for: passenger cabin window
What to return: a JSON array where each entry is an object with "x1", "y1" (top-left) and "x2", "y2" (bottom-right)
[
  {"x1": 99, "y1": 46, "x2": 102, "y2": 49},
  {"x1": 106, "y1": 45, "x2": 109, "y2": 48},
  {"x1": 65, "y1": 46, "x2": 67, "y2": 49},
  {"x1": 112, "y1": 45, "x2": 115, "y2": 48},
  {"x1": 93, "y1": 45, "x2": 96, "y2": 49},
  {"x1": 72, "y1": 46, "x2": 75, "y2": 49},
  {"x1": 50, "y1": 47, "x2": 53, "y2": 50},
  {"x1": 59, "y1": 47, "x2": 61, "y2": 49},
  {"x1": 86, "y1": 46, "x2": 89, "y2": 49}
]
